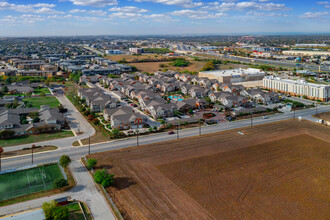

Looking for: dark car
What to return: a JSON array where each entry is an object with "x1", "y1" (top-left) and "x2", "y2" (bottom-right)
[{"x1": 168, "y1": 131, "x2": 175, "y2": 135}]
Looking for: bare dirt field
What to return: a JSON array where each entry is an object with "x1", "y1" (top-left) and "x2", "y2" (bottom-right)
[
  {"x1": 89, "y1": 120, "x2": 330, "y2": 220},
  {"x1": 316, "y1": 111, "x2": 330, "y2": 122},
  {"x1": 105, "y1": 54, "x2": 168, "y2": 62},
  {"x1": 130, "y1": 60, "x2": 205, "y2": 73},
  {"x1": 106, "y1": 54, "x2": 248, "y2": 73}
]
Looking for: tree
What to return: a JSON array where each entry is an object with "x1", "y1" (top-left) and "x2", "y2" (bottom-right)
[
  {"x1": 92, "y1": 118, "x2": 99, "y2": 125},
  {"x1": 42, "y1": 200, "x2": 69, "y2": 220},
  {"x1": 1, "y1": 86, "x2": 9, "y2": 94},
  {"x1": 87, "y1": 114, "x2": 94, "y2": 121},
  {"x1": 5, "y1": 76, "x2": 12, "y2": 85},
  {"x1": 59, "y1": 155, "x2": 71, "y2": 168},
  {"x1": 87, "y1": 158, "x2": 97, "y2": 170},
  {"x1": 94, "y1": 169, "x2": 114, "y2": 187},
  {"x1": 40, "y1": 91, "x2": 46, "y2": 97},
  {"x1": 0, "y1": 130, "x2": 15, "y2": 139},
  {"x1": 53, "y1": 179, "x2": 68, "y2": 190},
  {"x1": 83, "y1": 110, "x2": 90, "y2": 116}
]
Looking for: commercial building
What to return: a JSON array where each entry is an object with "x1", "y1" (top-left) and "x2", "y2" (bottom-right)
[
  {"x1": 263, "y1": 76, "x2": 330, "y2": 101},
  {"x1": 129, "y1": 48, "x2": 143, "y2": 54},
  {"x1": 199, "y1": 68, "x2": 265, "y2": 83},
  {"x1": 282, "y1": 50, "x2": 330, "y2": 56}
]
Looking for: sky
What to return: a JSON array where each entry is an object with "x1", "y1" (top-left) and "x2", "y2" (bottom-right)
[{"x1": 0, "y1": 0, "x2": 329, "y2": 36}]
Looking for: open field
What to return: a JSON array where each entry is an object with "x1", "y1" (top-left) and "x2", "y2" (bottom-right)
[
  {"x1": 23, "y1": 96, "x2": 60, "y2": 108},
  {"x1": 105, "y1": 54, "x2": 169, "y2": 62},
  {"x1": 131, "y1": 60, "x2": 205, "y2": 73},
  {"x1": 316, "y1": 111, "x2": 330, "y2": 122},
  {"x1": 0, "y1": 130, "x2": 73, "y2": 147},
  {"x1": 127, "y1": 60, "x2": 249, "y2": 73},
  {"x1": 89, "y1": 120, "x2": 330, "y2": 220},
  {"x1": 0, "y1": 164, "x2": 64, "y2": 201}
]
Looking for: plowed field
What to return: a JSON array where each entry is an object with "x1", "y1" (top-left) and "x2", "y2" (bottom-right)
[{"x1": 89, "y1": 120, "x2": 330, "y2": 219}]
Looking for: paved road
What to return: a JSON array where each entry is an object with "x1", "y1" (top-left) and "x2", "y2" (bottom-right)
[
  {"x1": 200, "y1": 52, "x2": 330, "y2": 72},
  {"x1": 0, "y1": 160, "x2": 115, "y2": 220},
  {"x1": 2, "y1": 105, "x2": 329, "y2": 172},
  {"x1": 4, "y1": 94, "x2": 95, "y2": 152}
]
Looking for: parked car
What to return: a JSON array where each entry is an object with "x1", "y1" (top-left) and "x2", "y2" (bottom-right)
[
  {"x1": 168, "y1": 131, "x2": 175, "y2": 135},
  {"x1": 262, "y1": 116, "x2": 269, "y2": 119}
]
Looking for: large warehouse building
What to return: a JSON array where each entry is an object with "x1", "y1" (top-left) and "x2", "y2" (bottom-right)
[
  {"x1": 263, "y1": 76, "x2": 330, "y2": 101},
  {"x1": 199, "y1": 68, "x2": 265, "y2": 83}
]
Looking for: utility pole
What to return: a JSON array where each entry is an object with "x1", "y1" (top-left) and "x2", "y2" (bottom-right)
[
  {"x1": 292, "y1": 104, "x2": 296, "y2": 119},
  {"x1": 315, "y1": 102, "x2": 318, "y2": 115},
  {"x1": 177, "y1": 123, "x2": 179, "y2": 139},
  {"x1": 0, "y1": 147, "x2": 3, "y2": 172},
  {"x1": 250, "y1": 112, "x2": 253, "y2": 127},
  {"x1": 136, "y1": 129, "x2": 139, "y2": 146},
  {"x1": 31, "y1": 144, "x2": 35, "y2": 165},
  {"x1": 88, "y1": 135, "x2": 91, "y2": 155}
]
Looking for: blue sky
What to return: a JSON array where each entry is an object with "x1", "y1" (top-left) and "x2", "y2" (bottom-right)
[{"x1": 0, "y1": 0, "x2": 329, "y2": 36}]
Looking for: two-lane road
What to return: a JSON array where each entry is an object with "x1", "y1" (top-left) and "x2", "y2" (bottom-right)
[{"x1": 2, "y1": 105, "x2": 329, "y2": 171}]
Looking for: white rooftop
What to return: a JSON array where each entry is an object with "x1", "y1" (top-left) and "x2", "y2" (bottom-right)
[
  {"x1": 264, "y1": 76, "x2": 330, "y2": 88},
  {"x1": 200, "y1": 68, "x2": 265, "y2": 77}
]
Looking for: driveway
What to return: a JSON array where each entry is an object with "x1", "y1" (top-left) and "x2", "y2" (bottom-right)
[{"x1": 0, "y1": 160, "x2": 116, "y2": 220}]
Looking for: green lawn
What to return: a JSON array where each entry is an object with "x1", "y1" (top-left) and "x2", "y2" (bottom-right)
[
  {"x1": 24, "y1": 96, "x2": 60, "y2": 108},
  {"x1": 0, "y1": 130, "x2": 74, "y2": 147},
  {"x1": 0, "y1": 164, "x2": 64, "y2": 201},
  {"x1": 33, "y1": 87, "x2": 51, "y2": 94}
]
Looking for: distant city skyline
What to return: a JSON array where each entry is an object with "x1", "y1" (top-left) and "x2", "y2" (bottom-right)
[{"x1": 0, "y1": 0, "x2": 330, "y2": 36}]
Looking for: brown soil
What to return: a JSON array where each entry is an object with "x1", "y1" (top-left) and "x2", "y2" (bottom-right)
[
  {"x1": 130, "y1": 60, "x2": 205, "y2": 73},
  {"x1": 88, "y1": 120, "x2": 330, "y2": 220},
  {"x1": 316, "y1": 111, "x2": 330, "y2": 122}
]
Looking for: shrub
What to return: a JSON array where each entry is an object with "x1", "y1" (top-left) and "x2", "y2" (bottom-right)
[
  {"x1": 87, "y1": 158, "x2": 97, "y2": 170},
  {"x1": 53, "y1": 179, "x2": 68, "y2": 189}
]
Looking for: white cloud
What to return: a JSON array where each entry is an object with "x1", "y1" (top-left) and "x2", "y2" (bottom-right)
[
  {"x1": 0, "y1": 2, "x2": 62, "y2": 14},
  {"x1": 317, "y1": 1, "x2": 330, "y2": 8},
  {"x1": 300, "y1": 11, "x2": 329, "y2": 18},
  {"x1": 65, "y1": 0, "x2": 118, "y2": 7},
  {"x1": 109, "y1": 6, "x2": 148, "y2": 13},
  {"x1": 203, "y1": 1, "x2": 289, "y2": 12},
  {"x1": 134, "y1": 0, "x2": 203, "y2": 8},
  {"x1": 0, "y1": 14, "x2": 46, "y2": 24},
  {"x1": 109, "y1": 12, "x2": 143, "y2": 19},
  {"x1": 171, "y1": 9, "x2": 226, "y2": 19},
  {"x1": 247, "y1": 11, "x2": 288, "y2": 17},
  {"x1": 69, "y1": 9, "x2": 87, "y2": 13}
]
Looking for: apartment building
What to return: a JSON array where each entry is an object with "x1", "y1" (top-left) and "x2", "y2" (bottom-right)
[{"x1": 263, "y1": 76, "x2": 330, "y2": 101}]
